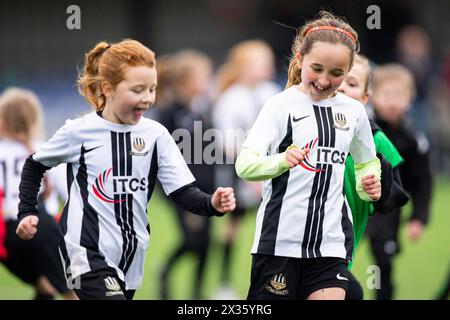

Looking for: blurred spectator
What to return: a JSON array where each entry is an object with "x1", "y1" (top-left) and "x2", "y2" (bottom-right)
[
  {"x1": 212, "y1": 39, "x2": 280, "y2": 299},
  {"x1": 395, "y1": 25, "x2": 434, "y2": 132},
  {"x1": 157, "y1": 50, "x2": 215, "y2": 300},
  {"x1": 367, "y1": 64, "x2": 433, "y2": 300},
  {"x1": 428, "y1": 49, "x2": 450, "y2": 175}
]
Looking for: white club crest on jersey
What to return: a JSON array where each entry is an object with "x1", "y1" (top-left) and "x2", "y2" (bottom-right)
[
  {"x1": 333, "y1": 113, "x2": 350, "y2": 131},
  {"x1": 131, "y1": 137, "x2": 148, "y2": 156}
]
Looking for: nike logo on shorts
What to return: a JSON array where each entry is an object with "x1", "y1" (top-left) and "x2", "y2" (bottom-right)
[{"x1": 336, "y1": 273, "x2": 348, "y2": 281}]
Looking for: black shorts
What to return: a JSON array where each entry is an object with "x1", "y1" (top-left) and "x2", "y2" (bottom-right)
[
  {"x1": 73, "y1": 267, "x2": 135, "y2": 300},
  {"x1": 247, "y1": 254, "x2": 349, "y2": 300},
  {"x1": 1, "y1": 213, "x2": 69, "y2": 294}
]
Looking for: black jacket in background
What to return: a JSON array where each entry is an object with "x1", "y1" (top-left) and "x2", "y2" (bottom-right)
[
  {"x1": 158, "y1": 101, "x2": 215, "y2": 194},
  {"x1": 375, "y1": 115, "x2": 433, "y2": 224}
]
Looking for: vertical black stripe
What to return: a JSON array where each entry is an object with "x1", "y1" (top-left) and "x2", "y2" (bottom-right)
[
  {"x1": 59, "y1": 238, "x2": 71, "y2": 281},
  {"x1": 314, "y1": 106, "x2": 324, "y2": 147},
  {"x1": 341, "y1": 199, "x2": 354, "y2": 260},
  {"x1": 302, "y1": 163, "x2": 321, "y2": 257},
  {"x1": 257, "y1": 115, "x2": 292, "y2": 255},
  {"x1": 120, "y1": 194, "x2": 132, "y2": 270},
  {"x1": 309, "y1": 106, "x2": 336, "y2": 256},
  {"x1": 59, "y1": 163, "x2": 73, "y2": 279},
  {"x1": 341, "y1": 184, "x2": 354, "y2": 260},
  {"x1": 78, "y1": 145, "x2": 108, "y2": 271},
  {"x1": 123, "y1": 194, "x2": 133, "y2": 270},
  {"x1": 303, "y1": 106, "x2": 326, "y2": 257},
  {"x1": 310, "y1": 107, "x2": 330, "y2": 257},
  {"x1": 116, "y1": 194, "x2": 128, "y2": 271},
  {"x1": 119, "y1": 133, "x2": 125, "y2": 176},
  {"x1": 305, "y1": 164, "x2": 327, "y2": 258},
  {"x1": 303, "y1": 106, "x2": 337, "y2": 258},
  {"x1": 116, "y1": 193, "x2": 139, "y2": 274},
  {"x1": 326, "y1": 107, "x2": 336, "y2": 146},
  {"x1": 312, "y1": 107, "x2": 335, "y2": 255},
  {"x1": 111, "y1": 132, "x2": 118, "y2": 176},
  {"x1": 124, "y1": 194, "x2": 138, "y2": 274},
  {"x1": 320, "y1": 107, "x2": 330, "y2": 147},
  {"x1": 313, "y1": 164, "x2": 333, "y2": 257},
  {"x1": 126, "y1": 132, "x2": 132, "y2": 176},
  {"x1": 59, "y1": 163, "x2": 73, "y2": 236},
  {"x1": 146, "y1": 145, "x2": 158, "y2": 205},
  {"x1": 112, "y1": 131, "x2": 137, "y2": 274}
]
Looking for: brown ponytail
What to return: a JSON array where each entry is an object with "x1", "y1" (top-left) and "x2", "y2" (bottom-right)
[{"x1": 286, "y1": 55, "x2": 302, "y2": 89}]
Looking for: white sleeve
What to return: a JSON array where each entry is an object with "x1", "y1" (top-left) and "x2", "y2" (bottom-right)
[
  {"x1": 156, "y1": 129, "x2": 195, "y2": 195},
  {"x1": 241, "y1": 100, "x2": 279, "y2": 155},
  {"x1": 33, "y1": 120, "x2": 77, "y2": 167},
  {"x1": 349, "y1": 107, "x2": 377, "y2": 164}
]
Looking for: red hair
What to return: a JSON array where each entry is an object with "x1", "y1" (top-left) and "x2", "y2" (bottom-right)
[{"x1": 77, "y1": 39, "x2": 156, "y2": 111}]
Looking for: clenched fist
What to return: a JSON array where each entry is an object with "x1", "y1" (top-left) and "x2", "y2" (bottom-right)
[
  {"x1": 362, "y1": 174, "x2": 381, "y2": 201},
  {"x1": 286, "y1": 147, "x2": 309, "y2": 168},
  {"x1": 16, "y1": 215, "x2": 39, "y2": 240},
  {"x1": 211, "y1": 187, "x2": 236, "y2": 213}
]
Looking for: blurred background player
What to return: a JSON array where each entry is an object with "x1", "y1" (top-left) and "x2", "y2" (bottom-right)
[
  {"x1": 212, "y1": 40, "x2": 280, "y2": 298},
  {"x1": 337, "y1": 55, "x2": 409, "y2": 300},
  {"x1": 156, "y1": 50, "x2": 215, "y2": 300},
  {"x1": 367, "y1": 63, "x2": 433, "y2": 300},
  {"x1": 0, "y1": 87, "x2": 76, "y2": 300}
]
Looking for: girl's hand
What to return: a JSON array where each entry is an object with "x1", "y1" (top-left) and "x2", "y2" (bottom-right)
[
  {"x1": 211, "y1": 187, "x2": 236, "y2": 213},
  {"x1": 362, "y1": 174, "x2": 381, "y2": 201},
  {"x1": 16, "y1": 215, "x2": 39, "y2": 240},
  {"x1": 408, "y1": 219, "x2": 424, "y2": 242},
  {"x1": 286, "y1": 148, "x2": 309, "y2": 168}
]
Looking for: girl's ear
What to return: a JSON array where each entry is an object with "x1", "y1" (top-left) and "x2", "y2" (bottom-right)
[
  {"x1": 101, "y1": 81, "x2": 113, "y2": 99},
  {"x1": 362, "y1": 92, "x2": 370, "y2": 105}
]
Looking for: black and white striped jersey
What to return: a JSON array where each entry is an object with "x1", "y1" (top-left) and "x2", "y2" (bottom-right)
[
  {"x1": 243, "y1": 86, "x2": 376, "y2": 260},
  {"x1": 31, "y1": 112, "x2": 195, "y2": 289}
]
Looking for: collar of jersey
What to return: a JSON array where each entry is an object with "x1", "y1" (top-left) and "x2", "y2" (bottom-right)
[
  {"x1": 289, "y1": 85, "x2": 342, "y2": 104},
  {"x1": 94, "y1": 111, "x2": 140, "y2": 131}
]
